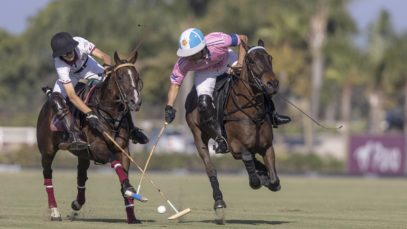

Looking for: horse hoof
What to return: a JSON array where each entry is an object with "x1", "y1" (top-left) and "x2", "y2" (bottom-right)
[
  {"x1": 269, "y1": 184, "x2": 281, "y2": 192},
  {"x1": 249, "y1": 179, "x2": 261, "y2": 190},
  {"x1": 267, "y1": 181, "x2": 281, "y2": 192},
  {"x1": 214, "y1": 207, "x2": 225, "y2": 225},
  {"x1": 50, "y1": 207, "x2": 62, "y2": 221},
  {"x1": 213, "y1": 200, "x2": 227, "y2": 209},
  {"x1": 51, "y1": 216, "x2": 62, "y2": 221},
  {"x1": 128, "y1": 219, "x2": 142, "y2": 224},
  {"x1": 71, "y1": 200, "x2": 82, "y2": 211},
  {"x1": 250, "y1": 183, "x2": 261, "y2": 189}
]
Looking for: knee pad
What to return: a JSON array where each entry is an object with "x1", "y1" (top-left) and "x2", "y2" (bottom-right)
[
  {"x1": 50, "y1": 92, "x2": 69, "y2": 118},
  {"x1": 198, "y1": 94, "x2": 214, "y2": 113}
]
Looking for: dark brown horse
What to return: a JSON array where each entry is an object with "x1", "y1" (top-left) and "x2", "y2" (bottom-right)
[
  {"x1": 185, "y1": 40, "x2": 281, "y2": 223},
  {"x1": 37, "y1": 50, "x2": 144, "y2": 223}
]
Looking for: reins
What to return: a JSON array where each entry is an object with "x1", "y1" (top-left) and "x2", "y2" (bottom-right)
[
  {"x1": 90, "y1": 62, "x2": 141, "y2": 138},
  {"x1": 226, "y1": 46, "x2": 271, "y2": 123},
  {"x1": 106, "y1": 62, "x2": 140, "y2": 112},
  {"x1": 224, "y1": 46, "x2": 274, "y2": 148}
]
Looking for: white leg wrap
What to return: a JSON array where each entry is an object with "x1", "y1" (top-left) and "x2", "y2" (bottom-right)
[{"x1": 50, "y1": 207, "x2": 61, "y2": 218}]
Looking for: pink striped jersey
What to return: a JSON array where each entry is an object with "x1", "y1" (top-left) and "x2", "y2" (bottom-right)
[{"x1": 170, "y1": 32, "x2": 240, "y2": 85}]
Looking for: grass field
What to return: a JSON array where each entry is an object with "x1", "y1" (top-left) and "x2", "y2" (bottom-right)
[{"x1": 0, "y1": 170, "x2": 406, "y2": 229}]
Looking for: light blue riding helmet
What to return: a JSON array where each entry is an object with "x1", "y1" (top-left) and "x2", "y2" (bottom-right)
[{"x1": 177, "y1": 28, "x2": 206, "y2": 57}]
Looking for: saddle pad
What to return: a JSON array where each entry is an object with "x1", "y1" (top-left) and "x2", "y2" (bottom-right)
[
  {"x1": 50, "y1": 116, "x2": 67, "y2": 132},
  {"x1": 75, "y1": 81, "x2": 97, "y2": 104}
]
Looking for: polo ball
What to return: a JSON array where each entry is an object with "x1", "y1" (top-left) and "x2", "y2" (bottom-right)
[{"x1": 157, "y1": 205, "x2": 166, "y2": 214}]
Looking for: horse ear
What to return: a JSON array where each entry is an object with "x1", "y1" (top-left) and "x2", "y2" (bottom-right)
[
  {"x1": 258, "y1": 39, "x2": 264, "y2": 47},
  {"x1": 128, "y1": 49, "x2": 138, "y2": 64},
  {"x1": 241, "y1": 40, "x2": 249, "y2": 52},
  {"x1": 114, "y1": 51, "x2": 121, "y2": 64}
]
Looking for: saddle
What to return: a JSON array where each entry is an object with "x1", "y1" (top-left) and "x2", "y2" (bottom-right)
[
  {"x1": 50, "y1": 80, "x2": 98, "y2": 132},
  {"x1": 212, "y1": 73, "x2": 233, "y2": 139}
]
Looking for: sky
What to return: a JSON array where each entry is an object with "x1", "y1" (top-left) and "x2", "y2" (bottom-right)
[{"x1": 0, "y1": 0, "x2": 406, "y2": 36}]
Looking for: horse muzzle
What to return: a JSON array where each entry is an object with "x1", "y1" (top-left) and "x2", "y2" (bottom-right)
[
  {"x1": 128, "y1": 98, "x2": 142, "y2": 111},
  {"x1": 264, "y1": 79, "x2": 279, "y2": 95}
]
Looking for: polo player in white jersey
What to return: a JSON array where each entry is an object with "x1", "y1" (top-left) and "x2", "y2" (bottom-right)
[{"x1": 49, "y1": 32, "x2": 148, "y2": 151}]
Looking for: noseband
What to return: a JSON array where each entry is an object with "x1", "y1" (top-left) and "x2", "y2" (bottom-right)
[
  {"x1": 243, "y1": 46, "x2": 273, "y2": 92},
  {"x1": 94, "y1": 62, "x2": 142, "y2": 137},
  {"x1": 106, "y1": 63, "x2": 142, "y2": 112},
  {"x1": 227, "y1": 46, "x2": 274, "y2": 123}
]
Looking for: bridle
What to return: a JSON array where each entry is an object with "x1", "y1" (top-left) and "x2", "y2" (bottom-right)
[
  {"x1": 243, "y1": 46, "x2": 274, "y2": 92},
  {"x1": 93, "y1": 62, "x2": 143, "y2": 138},
  {"x1": 224, "y1": 45, "x2": 276, "y2": 147},
  {"x1": 226, "y1": 46, "x2": 275, "y2": 124},
  {"x1": 106, "y1": 62, "x2": 143, "y2": 112}
]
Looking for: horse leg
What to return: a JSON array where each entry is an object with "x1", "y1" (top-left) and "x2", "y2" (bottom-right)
[
  {"x1": 241, "y1": 150, "x2": 261, "y2": 189},
  {"x1": 190, "y1": 126, "x2": 226, "y2": 224},
  {"x1": 194, "y1": 129, "x2": 225, "y2": 208},
  {"x1": 262, "y1": 145, "x2": 281, "y2": 191},
  {"x1": 119, "y1": 149, "x2": 140, "y2": 224},
  {"x1": 253, "y1": 157, "x2": 272, "y2": 186},
  {"x1": 41, "y1": 152, "x2": 61, "y2": 221},
  {"x1": 71, "y1": 157, "x2": 90, "y2": 211}
]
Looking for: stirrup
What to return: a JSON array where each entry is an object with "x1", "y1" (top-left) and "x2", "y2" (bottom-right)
[{"x1": 68, "y1": 140, "x2": 89, "y2": 151}]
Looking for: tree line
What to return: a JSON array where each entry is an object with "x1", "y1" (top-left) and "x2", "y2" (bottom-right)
[{"x1": 0, "y1": 0, "x2": 406, "y2": 152}]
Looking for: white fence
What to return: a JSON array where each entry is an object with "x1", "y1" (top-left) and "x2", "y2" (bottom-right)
[{"x1": 0, "y1": 127, "x2": 36, "y2": 149}]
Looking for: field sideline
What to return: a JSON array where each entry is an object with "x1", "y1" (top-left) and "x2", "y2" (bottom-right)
[{"x1": 0, "y1": 170, "x2": 406, "y2": 229}]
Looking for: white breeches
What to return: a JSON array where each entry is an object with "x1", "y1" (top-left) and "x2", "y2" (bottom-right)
[
  {"x1": 53, "y1": 59, "x2": 104, "y2": 98},
  {"x1": 194, "y1": 49, "x2": 238, "y2": 98}
]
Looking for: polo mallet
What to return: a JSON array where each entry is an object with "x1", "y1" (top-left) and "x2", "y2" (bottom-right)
[
  {"x1": 102, "y1": 131, "x2": 191, "y2": 220},
  {"x1": 136, "y1": 122, "x2": 168, "y2": 194}
]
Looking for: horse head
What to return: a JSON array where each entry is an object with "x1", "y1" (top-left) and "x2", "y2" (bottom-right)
[
  {"x1": 241, "y1": 39, "x2": 279, "y2": 95},
  {"x1": 108, "y1": 50, "x2": 143, "y2": 111}
]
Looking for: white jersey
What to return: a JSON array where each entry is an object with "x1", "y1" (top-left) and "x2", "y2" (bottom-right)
[{"x1": 52, "y1": 37, "x2": 104, "y2": 97}]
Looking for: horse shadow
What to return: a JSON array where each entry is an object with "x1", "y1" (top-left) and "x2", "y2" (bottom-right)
[
  {"x1": 184, "y1": 219, "x2": 291, "y2": 226},
  {"x1": 68, "y1": 217, "x2": 156, "y2": 224}
]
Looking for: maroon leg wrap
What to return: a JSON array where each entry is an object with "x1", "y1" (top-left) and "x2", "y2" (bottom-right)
[
  {"x1": 124, "y1": 197, "x2": 137, "y2": 223},
  {"x1": 44, "y1": 179, "x2": 57, "y2": 208},
  {"x1": 111, "y1": 160, "x2": 128, "y2": 183}
]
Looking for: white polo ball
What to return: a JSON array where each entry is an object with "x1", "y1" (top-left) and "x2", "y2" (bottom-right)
[{"x1": 157, "y1": 205, "x2": 166, "y2": 214}]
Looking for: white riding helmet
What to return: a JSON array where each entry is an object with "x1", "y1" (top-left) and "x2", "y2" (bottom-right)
[{"x1": 177, "y1": 28, "x2": 206, "y2": 57}]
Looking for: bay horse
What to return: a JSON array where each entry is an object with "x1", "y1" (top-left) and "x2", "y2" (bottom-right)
[
  {"x1": 185, "y1": 40, "x2": 281, "y2": 224},
  {"x1": 37, "y1": 50, "x2": 144, "y2": 224}
]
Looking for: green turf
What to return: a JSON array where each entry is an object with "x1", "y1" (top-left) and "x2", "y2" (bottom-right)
[{"x1": 0, "y1": 170, "x2": 406, "y2": 229}]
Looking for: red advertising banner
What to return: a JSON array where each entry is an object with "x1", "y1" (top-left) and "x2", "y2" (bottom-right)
[{"x1": 348, "y1": 135, "x2": 406, "y2": 175}]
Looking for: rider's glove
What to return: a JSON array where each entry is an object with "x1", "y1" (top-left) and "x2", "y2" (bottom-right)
[
  {"x1": 164, "y1": 105, "x2": 176, "y2": 124},
  {"x1": 86, "y1": 111, "x2": 102, "y2": 133}
]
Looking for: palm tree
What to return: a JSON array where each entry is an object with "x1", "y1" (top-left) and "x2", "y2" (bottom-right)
[
  {"x1": 383, "y1": 33, "x2": 407, "y2": 136},
  {"x1": 365, "y1": 10, "x2": 396, "y2": 134}
]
